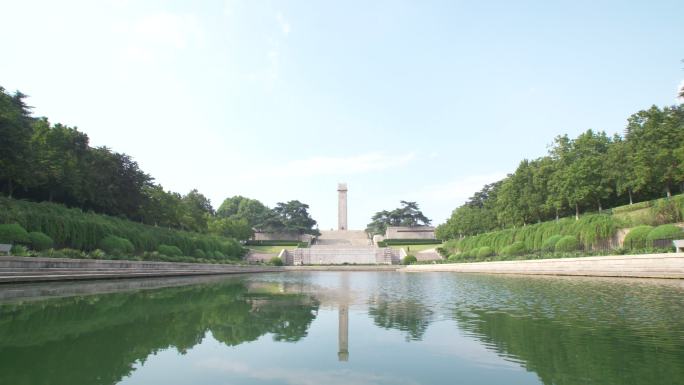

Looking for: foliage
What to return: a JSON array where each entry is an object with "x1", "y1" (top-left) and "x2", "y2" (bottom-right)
[
  {"x1": 157, "y1": 244, "x2": 183, "y2": 257},
  {"x1": 623, "y1": 225, "x2": 654, "y2": 249},
  {"x1": 438, "y1": 104, "x2": 684, "y2": 240},
  {"x1": 650, "y1": 198, "x2": 683, "y2": 224},
  {"x1": 268, "y1": 256, "x2": 284, "y2": 266},
  {"x1": 541, "y1": 235, "x2": 563, "y2": 252},
  {"x1": 554, "y1": 236, "x2": 579, "y2": 252},
  {"x1": 476, "y1": 246, "x2": 494, "y2": 258},
  {"x1": 0, "y1": 223, "x2": 30, "y2": 244},
  {"x1": 0, "y1": 197, "x2": 245, "y2": 260},
  {"x1": 402, "y1": 255, "x2": 418, "y2": 265},
  {"x1": 100, "y1": 235, "x2": 134, "y2": 255},
  {"x1": 0, "y1": 86, "x2": 320, "y2": 242},
  {"x1": 501, "y1": 242, "x2": 527, "y2": 257},
  {"x1": 646, "y1": 224, "x2": 683, "y2": 241},
  {"x1": 28, "y1": 231, "x2": 53, "y2": 250},
  {"x1": 193, "y1": 249, "x2": 206, "y2": 258},
  {"x1": 382, "y1": 239, "x2": 442, "y2": 245},
  {"x1": 366, "y1": 201, "x2": 432, "y2": 235},
  {"x1": 10, "y1": 244, "x2": 29, "y2": 256}
]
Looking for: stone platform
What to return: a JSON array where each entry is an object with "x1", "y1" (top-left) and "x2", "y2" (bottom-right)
[{"x1": 403, "y1": 253, "x2": 684, "y2": 279}]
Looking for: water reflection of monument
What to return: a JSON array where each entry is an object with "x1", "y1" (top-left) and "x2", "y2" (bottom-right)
[{"x1": 338, "y1": 272, "x2": 350, "y2": 362}]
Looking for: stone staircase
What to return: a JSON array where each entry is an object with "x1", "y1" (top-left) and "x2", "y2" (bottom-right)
[{"x1": 285, "y1": 230, "x2": 397, "y2": 265}]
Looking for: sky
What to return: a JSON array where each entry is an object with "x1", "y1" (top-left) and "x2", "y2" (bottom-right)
[{"x1": 1, "y1": 0, "x2": 683, "y2": 230}]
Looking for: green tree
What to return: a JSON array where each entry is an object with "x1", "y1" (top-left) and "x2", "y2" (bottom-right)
[
  {"x1": 366, "y1": 201, "x2": 432, "y2": 235},
  {"x1": 180, "y1": 189, "x2": 214, "y2": 233},
  {"x1": 271, "y1": 200, "x2": 320, "y2": 236},
  {"x1": 0, "y1": 88, "x2": 33, "y2": 198}
]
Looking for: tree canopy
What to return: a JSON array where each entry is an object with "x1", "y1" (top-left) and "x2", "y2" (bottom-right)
[
  {"x1": 437, "y1": 104, "x2": 684, "y2": 240},
  {"x1": 366, "y1": 201, "x2": 432, "y2": 235}
]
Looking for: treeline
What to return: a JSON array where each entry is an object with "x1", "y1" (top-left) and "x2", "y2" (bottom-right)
[
  {"x1": 437, "y1": 104, "x2": 684, "y2": 240},
  {"x1": 0, "y1": 86, "x2": 320, "y2": 240}
]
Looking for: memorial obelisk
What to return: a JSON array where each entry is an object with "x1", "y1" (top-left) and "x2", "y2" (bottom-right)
[{"x1": 337, "y1": 183, "x2": 348, "y2": 231}]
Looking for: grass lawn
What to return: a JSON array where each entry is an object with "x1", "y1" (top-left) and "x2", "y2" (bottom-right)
[
  {"x1": 390, "y1": 243, "x2": 443, "y2": 253},
  {"x1": 247, "y1": 245, "x2": 295, "y2": 254}
]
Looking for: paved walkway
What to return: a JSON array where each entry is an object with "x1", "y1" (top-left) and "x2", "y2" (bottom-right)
[{"x1": 403, "y1": 253, "x2": 684, "y2": 279}]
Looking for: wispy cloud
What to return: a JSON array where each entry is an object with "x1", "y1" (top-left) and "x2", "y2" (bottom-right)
[
  {"x1": 243, "y1": 152, "x2": 416, "y2": 179},
  {"x1": 276, "y1": 12, "x2": 291, "y2": 36},
  {"x1": 117, "y1": 12, "x2": 204, "y2": 64},
  {"x1": 412, "y1": 172, "x2": 507, "y2": 204},
  {"x1": 197, "y1": 358, "x2": 420, "y2": 385}
]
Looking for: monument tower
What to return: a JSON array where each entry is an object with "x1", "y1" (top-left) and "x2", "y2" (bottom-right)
[{"x1": 337, "y1": 183, "x2": 348, "y2": 230}]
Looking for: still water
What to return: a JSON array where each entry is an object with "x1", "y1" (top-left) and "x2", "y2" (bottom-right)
[{"x1": 1, "y1": 272, "x2": 683, "y2": 385}]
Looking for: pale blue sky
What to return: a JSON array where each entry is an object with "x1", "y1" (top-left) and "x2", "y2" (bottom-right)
[{"x1": 2, "y1": 0, "x2": 683, "y2": 230}]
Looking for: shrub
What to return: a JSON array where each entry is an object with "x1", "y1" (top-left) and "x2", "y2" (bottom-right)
[
  {"x1": 646, "y1": 224, "x2": 683, "y2": 241},
  {"x1": 501, "y1": 242, "x2": 526, "y2": 257},
  {"x1": 624, "y1": 225, "x2": 654, "y2": 249},
  {"x1": 476, "y1": 246, "x2": 494, "y2": 258},
  {"x1": 88, "y1": 249, "x2": 108, "y2": 259},
  {"x1": 555, "y1": 236, "x2": 579, "y2": 252},
  {"x1": 60, "y1": 248, "x2": 86, "y2": 259},
  {"x1": 447, "y1": 253, "x2": 462, "y2": 262},
  {"x1": 214, "y1": 250, "x2": 226, "y2": 259},
  {"x1": 100, "y1": 235, "x2": 135, "y2": 255},
  {"x1": 268, "y1": 256, "x2": 284, "y2": 266},
  {"x1": 0, "y1": 223, "x2": 30, "y2": 244},
  {"x1": 28, "y1": 231, "x2": 53, "y2": 251},
  {"x1": 402, "y1": 255, "x2": 418, "y2": 265},
  {"x1": 541, "y1": 235, "x2": 563, "y2": 252},
  {"x1": 193, "y1": 249, "x2": 206, "y2": 258},
  {"x1": 650, "y1": 199, "x2": 683, "y2": 225},
  {"x1": 157, "y1": 244, "x2": 183, "y2": 257},
  {"x1": 10, "y1": 245, "x2": 29, "y2": 256}
]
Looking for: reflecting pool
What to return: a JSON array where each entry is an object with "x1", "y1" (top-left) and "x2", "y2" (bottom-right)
[{"x1": 1, "y1": 272, "x2": 683, "y2": 385}]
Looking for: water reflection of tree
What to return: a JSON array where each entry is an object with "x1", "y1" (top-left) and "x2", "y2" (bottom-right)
[
  {"x1": 451, "y1": 276, "x2": 684, "y2": 385},
  {"x1": 368, "y1": 296, "x2": 433, "y2": 341},
  {"x1": 0, "y1": 279, "x2": 319, "y2": 385}
]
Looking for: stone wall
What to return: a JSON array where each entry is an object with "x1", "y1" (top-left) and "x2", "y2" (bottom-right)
[
  {"x1": 253, "y1": 231, "x2": 313, "y2": 243},
  {"x1": 385, "y1": 226, "x2": 436, "y2": 240},
  {"x1": 403, "y1": 253, "x2": 684, "y2": 279}
]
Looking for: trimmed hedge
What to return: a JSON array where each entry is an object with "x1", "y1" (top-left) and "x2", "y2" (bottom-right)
[
  {"x1": 245, "y1": 240, "x2": 301, "y2": 246},
  {"x1": 555, "y1": 236, "x2": 579, "y2": 252},
  {"x1": 476, "y1": 246, "x2": 494, "y2": 258},
  {"x1": 541, "y1": 235, "x2": 563, "y2": 252},
  {"x1": 382, "y1": 239, "x2": 442, "y2": 246},
  {"x1": 0, "y1": 223, "x2": 30, "y2": 244},
  {"x1": 28, "y1": 231, "x2": 54, "y2": 251},
  {"x1": 158, "y1": 244, "x2": 183, "y2": 257},
  {"x1": 501, "y1": 242, "x2": 526, "y2": 256},
  {"x1": 646, "y1": 224, "x2": 683, "y2": 241},
  {"x1": 402, "y1": 255, "x2": 418, "y2": 265},
  {"x1": 100, "y1": 235, "x2": 135, "y2": 255},
  {"x1": 624, "y1": 225, "x2": 654, "y2": 249},
  {"x1": 0, "y1": 197, "x2": 245, "y2": 259}
]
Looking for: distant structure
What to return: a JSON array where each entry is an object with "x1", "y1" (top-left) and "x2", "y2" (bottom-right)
[{"x1": 338, "y1": 183, "x2": 348, "y2": 231}]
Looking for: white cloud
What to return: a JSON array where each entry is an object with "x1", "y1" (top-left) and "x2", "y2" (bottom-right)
[
  {"x1": 412, "y1": 172, "x2": 507, "y2": 204},
  {"x1": 276, "y1": 12, "x2": 291, "y2": 36},
  {"x1": 246, "y1": 152, "x2": 416, "y2": 179},
  {"x1": 197, "y1": 358, "x2": 420, "y2": 385},
  {"x1": 116, "y1": 12, "x2": 204, "y2": 64}
]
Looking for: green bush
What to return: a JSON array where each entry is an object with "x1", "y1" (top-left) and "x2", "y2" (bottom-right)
[
  {"x1": 0, "y1": 223, "x2": 30, "y2": 244},
  {"x1": 10, "y1": 244, "x2": 29, "y2": 256},
  {"x1": 157, "y1": 244, "x2": 183, "y2": 257},
  {"x1": 60, "y1": 248, "x2": 86, "y2": 259},
  {"x1": 650, "y1": 199, "x2": 683, "y2": 225},
  {"x1": 541, "y1": 235, "x2": 563, "y2": 252},
  {"x1": 193, "y1": 249, "x2": 206, "y2": 258},
  {"x1": 447, "y1": 253, "x2": 462, "y2": 262},
  {"x1": 646, "y1": 224, "x2": 683, "y2": 241},
  {"x1": 555, "y1": 236, "x2": 579, "y2": 252},
  {"x1": 476, "y1": 246, "x2": 494, "y2": 258},
  {"x1": 268, "y1": 256, "x2": 284, "y2": 266},
  {"x1": 402, "y1": 255, "x2": 418, "y2": 265},
  {"x1": 88, "y1": 249, "x2": 108, "y2": 259},
  {"x1": 100, "y1": 235, "x2": 135, "y2": 255},
  {"x1": 624, "y1": 225, "x2": 654, "y2": 249},
  {"x1": 28, "y1": 231, "x2": 53, "y2": 251},
  {"x1": 501, "y1": 242, "x2": 526, "y2": 256},
  {"x1": 214, "y1": 250, "x2": 226, "y2": 259}
]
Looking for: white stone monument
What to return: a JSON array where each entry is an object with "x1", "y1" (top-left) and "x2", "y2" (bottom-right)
[{"x1": 338, "y1": 183, "x2": 348, "y2": 231}]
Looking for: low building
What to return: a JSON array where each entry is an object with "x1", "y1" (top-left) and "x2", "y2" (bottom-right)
[{"x1": 384, "y1": 226, "x2": 436, "y2": 240}]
